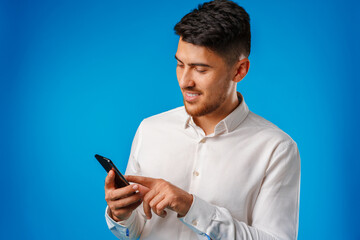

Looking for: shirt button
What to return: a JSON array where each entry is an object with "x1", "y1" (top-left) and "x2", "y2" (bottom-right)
[
  {"x1": 192, "y1": 220, "x2": 198, "y2": 226},
  {"x1": 193, "y1": 171, "x2": 200, "y2": 177},
  {"x1": 199, "y1": 138, "x2": 206, "y2": 143}
]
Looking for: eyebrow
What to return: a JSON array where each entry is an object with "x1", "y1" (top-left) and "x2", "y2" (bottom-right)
[{"x1": 175, "y1": 55, "x2": 212, "y2": 68}]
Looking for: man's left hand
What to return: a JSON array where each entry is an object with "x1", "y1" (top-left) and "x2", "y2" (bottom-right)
[{"x1": 125, "y1": 175, "x2": 193, "y2": 219}]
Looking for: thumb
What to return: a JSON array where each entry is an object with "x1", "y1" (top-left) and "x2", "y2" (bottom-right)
[
  {"x1": 105, "y1": 169, "x2": 116, "y2": 191},
  {"x1": 134, "y1": 184, "x2": 150, "y2": 197}
]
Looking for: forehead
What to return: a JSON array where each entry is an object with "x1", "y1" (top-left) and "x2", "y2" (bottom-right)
[{"x1": 175, "y1": 38, "x2": 226, "y2": 66}]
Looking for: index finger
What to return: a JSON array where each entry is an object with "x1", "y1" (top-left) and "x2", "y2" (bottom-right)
[{"x1": 125, "y1": 175, "x2": 156, "y2": 188}]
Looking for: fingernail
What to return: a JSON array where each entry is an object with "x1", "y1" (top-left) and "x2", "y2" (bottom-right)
[{"x1": 132, "y1": 184, "x2": 138, "y2": 190}]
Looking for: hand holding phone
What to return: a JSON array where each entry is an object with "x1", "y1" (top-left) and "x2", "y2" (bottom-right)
[{"x1": 96, "y1": 154, "x2": 147, "y2": 221}]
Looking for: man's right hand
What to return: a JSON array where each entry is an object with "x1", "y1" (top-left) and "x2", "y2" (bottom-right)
[{"x1": 105, "y1": 170, "x2": 149, "y2": 221}]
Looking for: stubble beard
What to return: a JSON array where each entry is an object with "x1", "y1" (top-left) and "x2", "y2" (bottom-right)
[
  {"x1": 183, "y1": 79, "x2": 231, "y2": 117},
  {"x1": 183, "y1": 95, "x2": 224, "y2": 117}
]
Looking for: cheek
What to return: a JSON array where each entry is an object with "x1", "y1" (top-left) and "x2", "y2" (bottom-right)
[
  {"x1": 199, "y1": 73, "x2": 221, "y2": 91},
  {"x1": 176, "y1": 67, "x2": 182, "y2": 82}
]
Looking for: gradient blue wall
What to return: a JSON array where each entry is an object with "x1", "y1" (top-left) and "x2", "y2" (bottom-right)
[{"x1": 1, "y1": 0, "x2": 359, "y2": 239}]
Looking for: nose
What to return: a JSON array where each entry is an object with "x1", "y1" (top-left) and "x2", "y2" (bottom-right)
[{"x1": 178, "y1": 67, "x2": 195, "y2": 89}]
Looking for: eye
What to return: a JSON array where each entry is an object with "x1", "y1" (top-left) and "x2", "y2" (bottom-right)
[
  {"x1": 195, "y1": 67, "x2": 207, "y2": 73},
  {"x1": 176, "y1": 63, "x2": 184, "y2": 68}
]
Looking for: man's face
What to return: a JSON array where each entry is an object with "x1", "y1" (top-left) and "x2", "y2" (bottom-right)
[{"x1": 175, "y1": 38, "x2": 236, "y2": 117}]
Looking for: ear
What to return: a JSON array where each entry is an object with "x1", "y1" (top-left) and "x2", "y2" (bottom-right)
[{"x1": 232, "y1": 58, "x2": 250, "y2": 83}]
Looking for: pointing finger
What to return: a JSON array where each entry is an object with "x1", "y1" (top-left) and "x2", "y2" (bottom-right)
[{"x1": 125, "y1": 175, "x2": 156, "y2": 188}]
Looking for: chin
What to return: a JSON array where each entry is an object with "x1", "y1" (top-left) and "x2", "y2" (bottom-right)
[
  {"x1": 184, "y1": 102, "x2": 200, "y2": 117},
  {"x1": 184, "y1": 101, "x2": 212, "y2": 117}
]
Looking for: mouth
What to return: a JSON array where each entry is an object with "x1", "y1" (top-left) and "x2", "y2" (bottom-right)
[{"x1": 183, "y1": 91, "x2": 201, "y2": 102}]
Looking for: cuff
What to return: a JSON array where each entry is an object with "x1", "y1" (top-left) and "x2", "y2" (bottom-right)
[
  {"x1": 105, "y1": 206, "x2": 136, "y2": 230},
  {"x1": 179, "y1": 195, "x2": 216, "y2": 236}
]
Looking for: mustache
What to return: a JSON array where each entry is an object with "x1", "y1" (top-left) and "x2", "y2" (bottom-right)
[{"x1": 182, "y1": 87, "x2": 203, "y2": 93}]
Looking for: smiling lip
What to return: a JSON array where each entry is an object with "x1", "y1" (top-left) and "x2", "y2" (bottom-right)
[{"x1": 184, "y1": 91, "x2": 201, "y2": 102}]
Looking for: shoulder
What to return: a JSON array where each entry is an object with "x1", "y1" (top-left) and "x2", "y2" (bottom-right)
[
  {"x1": 241, "y1": 111, "x2": 300, "y2": 165},
  {"x1": 242, "y1": 111, "x2": 297, "y2": 147},
  {"x1": 138, "y1": 106, "x2": 187, "y2": 131}
]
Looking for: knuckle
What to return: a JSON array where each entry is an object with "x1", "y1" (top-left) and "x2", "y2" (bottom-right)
[
  {"x1": 113, "y1": 210, "x2": 120, "y2": 217},
  {"x1": 158, "y1": 180, "x2": 167, "y2": 188},
  {"x1": 173, "y1": 195, "x2": 180, "y2": 204},
  {"x1": 156, "y1": 205, "x2": 162, "y2": 213},
  {"x1": 143, "y1": 193, "x2": 152, "y2": 203},
  {"x1": 109, "y1": 191, "x2": 114, "y2": 200},
  {"x1": 170, "y1": 198, "x2": 179, "y2": 209},
  {"x1": 113, "y1": 207, "x2": 123, "y2": 214},
  {"x1": 109, "y1": 205, "x2": 116, "y2": 212},
  {"x1": 105, "y1": 192, "x2": 111, "y2": 201},
  {"x1": 157, "y1": 178, "x2": 165, "y2": 184},
  {"x1": 171, "y1": 192, "x2": 177, "y2": 199}
]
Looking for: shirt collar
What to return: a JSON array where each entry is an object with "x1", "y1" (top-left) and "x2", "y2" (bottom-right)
[{"x1": 184, "y1": 92, "x2": 249, "y2": 136}]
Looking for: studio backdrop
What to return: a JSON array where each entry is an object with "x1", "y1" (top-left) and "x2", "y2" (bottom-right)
[{"x1": 1, "y1": 0, "x2": 359, "y2": 239}]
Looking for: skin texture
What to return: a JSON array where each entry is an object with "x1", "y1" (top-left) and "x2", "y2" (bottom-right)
[
  {"x1": 176, "y1": 38, "x2": 249, "y2": 135},
  {"x1": 105, "y1": 38, "x2": 250, "y2": 221},
  {"x1": 105, "y1": 170, "x2": 149, "y2": 221},
  {"x1": 126, "y1": 176, "x2": 194, "y2": 219}
]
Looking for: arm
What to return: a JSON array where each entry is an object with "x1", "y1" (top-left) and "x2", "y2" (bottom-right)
[{"x1": 180, "y1": 141, "x2": 301, "y2": 240}]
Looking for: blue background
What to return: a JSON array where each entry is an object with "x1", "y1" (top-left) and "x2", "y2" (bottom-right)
[{"x1": 1, "y1": 0, "x2": 359, "y2": 239}]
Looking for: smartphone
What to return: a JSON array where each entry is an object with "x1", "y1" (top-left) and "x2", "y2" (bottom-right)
[{"x1": 95, "y1": 154, "x2": 129, "y2": 188}]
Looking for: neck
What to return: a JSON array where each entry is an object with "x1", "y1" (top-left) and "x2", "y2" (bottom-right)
[{"x1": 193, "y1": 91, "x2": 240, "y2": 135}]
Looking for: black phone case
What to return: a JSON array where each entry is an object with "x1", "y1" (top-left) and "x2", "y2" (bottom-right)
[{"x1": 95, "y1": 154, "x2": 129, "y2": 188}]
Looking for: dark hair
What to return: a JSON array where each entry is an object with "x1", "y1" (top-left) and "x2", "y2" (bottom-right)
[{"x1": 174, "y1": 0, "x2": 250, "y2": 65}]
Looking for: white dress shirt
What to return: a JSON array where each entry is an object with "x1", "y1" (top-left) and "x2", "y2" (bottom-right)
[{"x1": 105, "y1": 93, "x2": 300, "y2": 240}]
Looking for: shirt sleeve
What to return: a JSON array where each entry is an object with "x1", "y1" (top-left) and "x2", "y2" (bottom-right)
[
  {"x1": 179, "y1": 141, "x2": 301, "y2": 240},
  {"x1": 104, "y1": 123, "x2": 148, "y2": 239},
  {"x1": 105, "y1": 206, "x2": 146, "y2": 240}
]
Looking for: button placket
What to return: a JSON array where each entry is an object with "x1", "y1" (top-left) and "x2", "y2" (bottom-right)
[
  {"x1": 193, "y1": 137, "x2": 207, "y2": 179},
  {"x1": 188, "y1": 137, "x2": 206, "y2": 194}
]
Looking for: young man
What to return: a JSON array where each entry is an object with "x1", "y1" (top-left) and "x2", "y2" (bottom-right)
[{"x1": 104, "y1": 0, "x2": 300, "y2": 239}]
